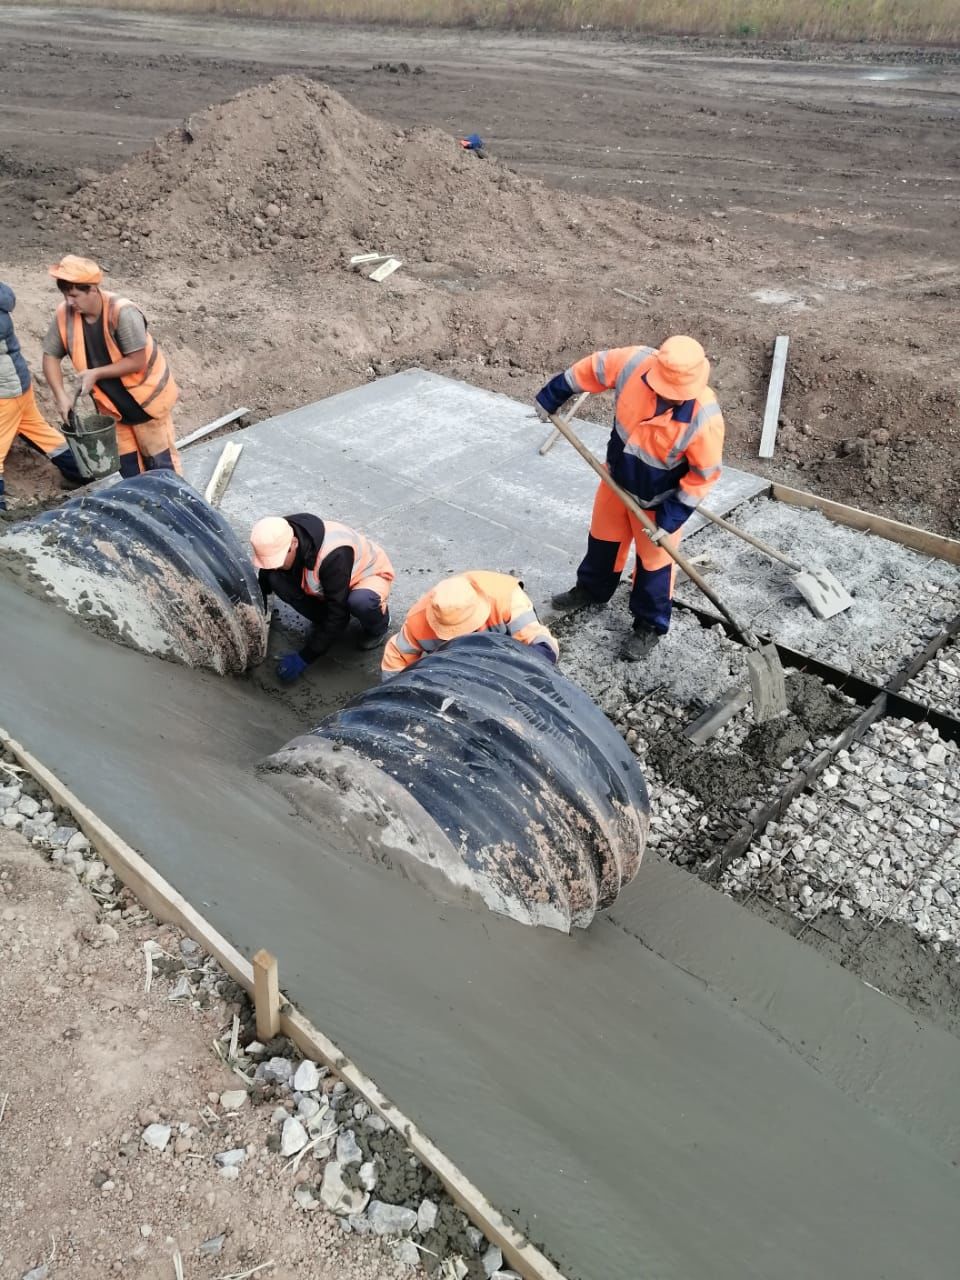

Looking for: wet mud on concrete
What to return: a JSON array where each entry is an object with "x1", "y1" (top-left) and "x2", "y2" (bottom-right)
[{"x1": 5, "y1": 578, "x2": 960, "y2": 1279}]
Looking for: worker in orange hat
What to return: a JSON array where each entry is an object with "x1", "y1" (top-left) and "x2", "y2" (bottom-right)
[
  {"x1": 41, "y1": 254, "x2": 182, "y2": 479},
  {"x1": 251, "y1": 513, "x2": 394, "y2": 683},
  {"x1": 382, "y1": 571, "x2": 559, "y2": 678},
  {"x1": 535, "y1": 335, "x2": 724, "y2": 661}
]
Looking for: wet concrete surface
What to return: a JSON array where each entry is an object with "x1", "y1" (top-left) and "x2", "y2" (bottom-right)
[{"x1": 5, "y1": 578, "x2": 960, "y2": 1278}]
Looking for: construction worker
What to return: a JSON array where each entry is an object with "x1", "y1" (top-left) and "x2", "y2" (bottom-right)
[
  {"x1": 536, "y1": 335, "x2": 724, "y2": 661},
  {"x1": 382, "y1": 571, "x2": 559, "y2": 678},
  {"x1": 41, "y1": 255, "x2": 182, "y2": 479},
  {"x1": 1, "y1": 281, "x2": 84, "y2": 511},
  {"x1": 250, "y1": 513, "x2": 394, "y2": 683}
]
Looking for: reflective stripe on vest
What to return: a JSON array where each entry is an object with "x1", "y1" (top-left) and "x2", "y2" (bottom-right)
[
  {"x1": 55, "y1": 291, "x2": 177, "y2": 419},
  {"x1": 302, "y1": 521, "x2": 387, "y2": 598}
]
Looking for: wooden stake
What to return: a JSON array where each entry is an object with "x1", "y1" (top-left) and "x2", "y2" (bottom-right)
[
  {"x1": 203, "y1": 440, "x2": 243, "y2": 507},
  {"x1": 758, "y1": 335, "x2": 789, "y2": 459},
  {"x1": 253, "y1": 949, "x2": 280, "y2": 1041}
]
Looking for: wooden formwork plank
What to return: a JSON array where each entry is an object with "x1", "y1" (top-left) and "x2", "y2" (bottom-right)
[
  {"x1": 772, "y1": 483, "x2": 960, "y2": 565},
  {"x1": 0, "y1": 726, "x2": 569, "y2": 1280},
  {"x1": 178, "y1": 407, "x2": 250, "y2": 450},
  {"x1": 203, "y1": 440, "x2": 243, "y2": 507}
]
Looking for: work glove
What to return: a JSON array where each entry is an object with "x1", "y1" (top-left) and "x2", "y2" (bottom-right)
[
  {"x1": 644, "y1": 522, "x2": 667, "y2": 545},
  {"x1": 276, "y1": 652, "x2": 309, "y2": 684},
  {"x1": 534, "y1": 372, "x2": 574, "y2": 420}
]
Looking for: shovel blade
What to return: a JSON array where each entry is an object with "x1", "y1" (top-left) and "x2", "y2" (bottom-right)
[
  {"x1": 746, "y1": 643, "x2": 788, "y2": 723},
  {"x1": 794, "y1": 568, "x2": 853, "y2": 620}
]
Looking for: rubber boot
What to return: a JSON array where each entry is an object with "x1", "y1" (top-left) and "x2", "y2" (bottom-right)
[
  {"x1": 357, "y1": 610, "x2": 391, "y2": 651},
  {"x1": 550, "y1": 584, "x2": 598, "y2": 611},
  {"x1": 49, "y1": 447, "x2": 86, "y2": 490},
  {"x1": 620, "y1": 622, "x2": 661, "y2": 663}
]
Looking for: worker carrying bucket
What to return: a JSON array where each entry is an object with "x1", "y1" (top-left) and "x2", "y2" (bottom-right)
[
  {"x1": 536, "y1": 336, "x2": 725, "y2": 661},
  {"x1": 42, "y1": 255, "x2": 182, "y2": 479}
]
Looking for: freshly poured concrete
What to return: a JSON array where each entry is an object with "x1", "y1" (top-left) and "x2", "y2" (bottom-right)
[
  {"x1": 181, "y1": 369, "x2": 768, "y2": 629},
  {"x1": 4, "y1": 579, "x2": 960, "y2": 1280}
]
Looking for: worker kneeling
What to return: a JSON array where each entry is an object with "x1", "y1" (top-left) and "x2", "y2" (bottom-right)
[
  {"x1": 251, "y1": 513, "x2": 394, "y2": 683},
  {"x1": 382, "y1": 570, "x2": 559, "y2": 678}
]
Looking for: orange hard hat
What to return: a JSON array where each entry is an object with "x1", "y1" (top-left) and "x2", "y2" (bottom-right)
[
  {"x1": 426, "y1": 576, "x2": 489, "y2": 640},
  {"x1": 646, "y1": 335, "x2": 710, "y2": 402},
  {"x1": 47, "y1": 254, "x2": 104, "y2": 285},
  {"x1": 250, "y1": 516, "x2": 294, "y2": 570}
]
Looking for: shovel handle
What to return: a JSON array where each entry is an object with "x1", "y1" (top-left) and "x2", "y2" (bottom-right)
[
  {"x1": 697, "y1": 504, "x2": 802, "y2": 572},
  {"x1": 547, "y1": 412, "x2": 761, "y2": 649},
  {"x1": 538, "y1": 391, "x2": 590, "y2": 455}
]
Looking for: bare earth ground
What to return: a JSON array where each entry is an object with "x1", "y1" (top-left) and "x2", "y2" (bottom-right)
[
  {"x1": 0, "y1": 9, "x2": 958, "y2": 532},
  {"x1": 0, "y1": 826, "x2": 426, "y2": 1280}
]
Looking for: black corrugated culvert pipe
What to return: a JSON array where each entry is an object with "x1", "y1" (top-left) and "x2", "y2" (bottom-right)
[{"x1": 260, "y1": 632, "x2": 649, "y2": 930}]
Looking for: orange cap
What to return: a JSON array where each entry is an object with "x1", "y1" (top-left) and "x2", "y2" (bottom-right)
[
  {"x1": 250, "y1": 517, "x2": 294, "y2": 570},
  {"x1": 646, "y1": 335, "x2": 710, "y2": 402},
  {"x1": 426, "y1": 576, "x2": 489, "y2": 640},
  {"x1": 47, "y1": 254, "x2": 104, "y2": 285}
]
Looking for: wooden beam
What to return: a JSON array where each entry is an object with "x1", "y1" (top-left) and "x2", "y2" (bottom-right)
[
  {"x1": 203, "y1": 440, "x2": 243, "y2": 507},
  {"x1": 758, "y1": 335, "x2": 789, "y2": 459},
  {"x1": 0, "y1": 726, "x2": 569, "y2": 1280},
  {"x1": 253, "y1": 949, "x2": 281, "y2": 1040},
  {"x1": 772, "y1": 483, "x2": 960, "y2": 566},
  {"x1": 368, "y1": 257, "x2": 402, "y2": 283},
  {"x1": 178, "y1": 407, "x2": 250, "y2": 450}
]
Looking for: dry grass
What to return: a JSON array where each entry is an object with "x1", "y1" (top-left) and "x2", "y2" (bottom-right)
[{"x1": 18, "y1": 0, "x2": 960, "y2": 43}]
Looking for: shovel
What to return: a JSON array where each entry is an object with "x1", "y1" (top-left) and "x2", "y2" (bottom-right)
[
  {"x1": 546, "y1": 412, "x2": 789, "y2": 723},
  {"x1": 697, "y1": 505, "x2": 852, "y2": 620}
]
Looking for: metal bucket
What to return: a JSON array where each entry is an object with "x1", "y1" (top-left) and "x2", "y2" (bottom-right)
[{"x1": 62, "y1": 412, "x2": 121, "y2": 481}]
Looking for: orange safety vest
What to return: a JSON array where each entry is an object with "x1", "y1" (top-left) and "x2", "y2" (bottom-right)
[
  {"x1": 302, "y1": 521, "x2": 394, "y2": 598},
  {"x1": 56, "y1": 290, "x2": 178, "y2": 420},
  {"x1": 382, "y1": 570, "x2": 558, "y2": 675},
  {"x1": 567, "y1": 346, "x2": 723, "y2": 511}
]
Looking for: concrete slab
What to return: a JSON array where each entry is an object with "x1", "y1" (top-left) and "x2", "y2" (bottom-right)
[{"x1": 182, "y1": 369, "x2": 768, "y2": 621}]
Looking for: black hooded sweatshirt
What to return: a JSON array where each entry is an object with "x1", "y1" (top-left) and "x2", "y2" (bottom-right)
[{"x1": 257, "y1": 513, "x2": 355, "y2": 662}]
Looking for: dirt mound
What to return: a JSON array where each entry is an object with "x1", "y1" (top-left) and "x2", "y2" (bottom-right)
[{"x1": 58, "y1": 75, "x2": 677, "y2": 271}]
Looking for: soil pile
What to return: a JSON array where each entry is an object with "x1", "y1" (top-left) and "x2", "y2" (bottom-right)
[{"x1": 58, "y1": 75, "x2": 682, "y2": 272}]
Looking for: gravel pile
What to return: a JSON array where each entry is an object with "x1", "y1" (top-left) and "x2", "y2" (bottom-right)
[
  {"x1": 723, "y1": 717, "x2": 960, "y2": 948},
  {"x1": 901, "y1": 636, "x2": 960, "y2": 717},
  {"x1": 556, "y1": 607, "x2": 858, "y2": 868},
  {"x1": 676, "y1": 499, "x2": 960, "y2": 681}
]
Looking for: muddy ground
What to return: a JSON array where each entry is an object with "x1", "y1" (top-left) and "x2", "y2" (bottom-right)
[{"x1": 0, "y1": 8, "x2": 958, "y2": 532}]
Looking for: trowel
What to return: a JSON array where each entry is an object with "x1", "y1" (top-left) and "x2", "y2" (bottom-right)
[
  {"x1": 546, "y1": 413, "x2": 789, "y2": 724},
  {"x1": 697, "y1": 506, "x2": 853, "y2": 620}
]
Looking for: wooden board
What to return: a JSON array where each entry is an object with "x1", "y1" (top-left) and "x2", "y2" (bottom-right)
[
  {"x1": 758, "y1": 335, "x2": 789, "y2": 459},
  {"x1": 203, "y1": 440, "x2": 244, "y2": 507},
  {"x1": 772, "y1": 483, "x2": 960, "y2": 565},
  {"x1": 178, "y1": 407, "x2": 250, "y2": 450},
  {"x1": 0, "y1": 726, "x2": 569, "y2": 1280}
]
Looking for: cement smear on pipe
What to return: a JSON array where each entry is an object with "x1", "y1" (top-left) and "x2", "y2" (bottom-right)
[{"x1": 4, "y1": 579, "x2": 960, "y2": 1280}]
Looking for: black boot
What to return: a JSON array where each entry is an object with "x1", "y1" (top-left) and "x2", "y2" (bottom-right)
[
  {"x1": 357, "y1": 610, "x2": 391, "y2": 651},
  {"x1": 550, "y1": 583, "x2": 598, "y2": 611},
  {"x1": 49, "y1": 447, "x2": 87, "y2": 490},
  {"x1": 620, "y1": 623, "x2": 662, "y2": 662}
]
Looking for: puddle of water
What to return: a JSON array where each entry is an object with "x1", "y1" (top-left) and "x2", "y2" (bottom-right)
[
  {"x1": 750, "y1": 288, "x2": 810, "y2": 310},
  {"x1": 860, "y1": 68, "x2": 917, "y2": 82}
]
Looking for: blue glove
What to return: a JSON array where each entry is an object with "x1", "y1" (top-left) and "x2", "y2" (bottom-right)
[
  {"x1": 656, "y1": 495, "x2": 693, "y2": 535},
  {"x1": 276, "y1": 652, "x2": 309, "y2": 683},
  {"x1": 535, "y1": 372, "x2": 573, "y2": 418},
  {"x1": 531, "y1": 640, "x2": 558, "y2": 665}
]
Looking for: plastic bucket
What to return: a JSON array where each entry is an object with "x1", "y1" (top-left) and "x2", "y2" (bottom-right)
[{"x1": 62, "y1": 413, "x2": 121, "y2": 481}]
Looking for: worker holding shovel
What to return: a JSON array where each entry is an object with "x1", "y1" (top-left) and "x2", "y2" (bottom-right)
[
  {"x1": 536, "y1": 336, "x2": 725, "y2": 661},
  {"x1": 41, "y1": 255, "x2": 182, "y2": 478}
]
